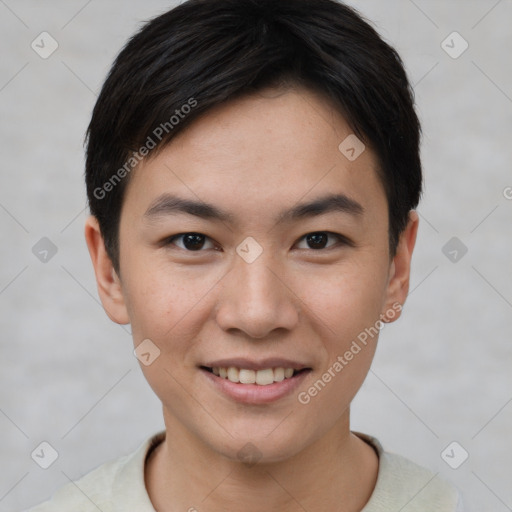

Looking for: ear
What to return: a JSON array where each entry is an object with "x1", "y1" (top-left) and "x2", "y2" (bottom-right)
[
  {"x1": 84, "y1": 215, "x2": 130, "y2": 325},
  {"x1": 381, "y1": 210, "x2": 419, "y2": 323}
]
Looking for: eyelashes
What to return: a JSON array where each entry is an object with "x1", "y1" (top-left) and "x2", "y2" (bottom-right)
[{"x1": 164, "y1": 231, "x2": 353, "y2": 252}]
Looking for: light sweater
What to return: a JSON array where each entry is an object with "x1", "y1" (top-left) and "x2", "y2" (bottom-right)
[{"x1": 26, "y1": 431, "x2": 464, "y2": 511}]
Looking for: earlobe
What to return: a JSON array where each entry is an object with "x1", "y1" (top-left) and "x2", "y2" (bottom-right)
[
  {"x1": 381, "y1": 210, "x2": 419, "y2": 323},
  {"x1": 84, "y1": 215, "x2": 130, "y2": 325}
]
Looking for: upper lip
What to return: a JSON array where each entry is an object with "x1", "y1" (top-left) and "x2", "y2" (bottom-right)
[{"x1": 201, "y1": 358, "x2": 311, "y2": 371}]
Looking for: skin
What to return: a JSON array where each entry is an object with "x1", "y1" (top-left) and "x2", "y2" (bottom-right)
[{"x1": 85, "y1": 86, "x2": 419, "y2": 512}]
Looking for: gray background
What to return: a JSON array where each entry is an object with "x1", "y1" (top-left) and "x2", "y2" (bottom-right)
[{"x1": 1, "y1": 1, "x2": 511, "y2": 510}]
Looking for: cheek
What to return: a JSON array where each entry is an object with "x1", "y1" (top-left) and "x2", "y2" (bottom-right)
[
  {"x1": 122, "y1": 257, "x2": 197, "y2": 342},
  {"x1": 122, "y1": 264, "x2": 215, "y2": 409},
  {"x1": 295, "y1": 262, "x2": 386, "y2": 416},
  {"x1": 301, "y1": 256, "x2": 389, "y2": 346}
]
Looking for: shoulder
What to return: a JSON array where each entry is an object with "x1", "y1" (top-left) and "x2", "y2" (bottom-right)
[
  {"x1": 24, "y1": 432, "x2": 164, "y2": 512},
  {"x1": 355, "y1": 433, "x2": 464, "y2": 512},
  {"x1": 25, "y1": 456, "x2": 124, "y2": 512}
]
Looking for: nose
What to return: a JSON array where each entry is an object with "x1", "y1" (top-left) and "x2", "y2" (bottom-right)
[{"x1": 215, "y1": 250, "x2": 300, "y2": 339}]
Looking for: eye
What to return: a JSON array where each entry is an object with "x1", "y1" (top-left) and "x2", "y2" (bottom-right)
[
  {"x1": 295, "y1": 231, "x2": 351, "y2": 250},
  {"x1": 165, "y1": 232, "x2": 217, "y2": 251}
]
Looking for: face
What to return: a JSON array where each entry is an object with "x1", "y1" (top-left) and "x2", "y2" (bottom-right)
[{"x1": 86, "y1": 87, "x2": 417, "y2": 463}]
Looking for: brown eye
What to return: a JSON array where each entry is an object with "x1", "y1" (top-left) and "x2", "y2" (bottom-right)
[
  {"x1": 166, "y1": 233, "x2": 215, "y2": 251},
  {"x1": 306, "y1": 233, "x2": 329, "y2": 249},
  {"x1": 296, "y1": 232, "x2": 350, "y2": 250}
]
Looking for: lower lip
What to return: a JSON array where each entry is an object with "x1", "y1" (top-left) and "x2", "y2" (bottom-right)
[{"x1": 200, "y1": 368, "x2": 311, "y2": 404}]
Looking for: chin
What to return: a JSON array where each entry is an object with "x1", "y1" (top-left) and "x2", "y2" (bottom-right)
[{"x1": 207, "y1": 422, "x2": 313, "y2": 465}]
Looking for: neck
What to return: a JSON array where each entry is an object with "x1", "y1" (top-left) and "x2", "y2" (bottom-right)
[{"x1": 145, "y1": 408, "x2": 378, "y2": 512}]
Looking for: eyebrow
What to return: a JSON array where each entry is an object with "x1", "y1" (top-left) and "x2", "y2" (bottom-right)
[{"x1": 143, "y1": 192, "x2": 364, "y2": 225}]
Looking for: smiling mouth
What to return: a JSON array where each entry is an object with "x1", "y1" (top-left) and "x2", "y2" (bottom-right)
[{"x1": 200, "y1": 366, "x2": 310, "y2": 386}]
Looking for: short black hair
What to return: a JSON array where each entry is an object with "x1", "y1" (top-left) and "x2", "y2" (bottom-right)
[{"x1": 85, "y1": 0, "x2": 422, "y2": 273}]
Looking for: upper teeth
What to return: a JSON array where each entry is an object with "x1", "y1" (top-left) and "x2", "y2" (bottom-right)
[{"x1": 212, "y1": 367, "x2": 295, "y2": 385}]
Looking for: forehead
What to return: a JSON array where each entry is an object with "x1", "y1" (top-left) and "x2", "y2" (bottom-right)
[{"x1": 122, "y1": 87, "x2": 386, "y2": 226}]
